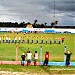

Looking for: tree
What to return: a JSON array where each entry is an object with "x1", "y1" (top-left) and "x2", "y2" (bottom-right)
[
  {"x1": 33, "y1": 20, "x2": 38, "y2": 28},
  {"x1": 51, "y1": 20, "x2": 58, "y2": 27}
]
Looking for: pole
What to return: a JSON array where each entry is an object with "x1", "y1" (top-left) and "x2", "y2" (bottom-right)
[
  {"x1": 16, "y1": 44, "x2": 18, "y2": 62},
  {"x1": 40, "y1": 45, "x2": 42, "y2": 63},
  {"x1": 53, "y1": 1, "x2": 55, "y2": 22},
  {"x1": 64, "y1": 45, "x2": 66, "y2": 62}
]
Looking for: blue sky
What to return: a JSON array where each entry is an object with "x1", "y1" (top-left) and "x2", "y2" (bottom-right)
[{"x1": 0, "y1": 0, "x2": 74, "y2": 26}]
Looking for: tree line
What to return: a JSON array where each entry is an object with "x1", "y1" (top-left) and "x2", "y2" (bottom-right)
[{"x1": 0, "y1": 21, "x2": 75, "y2": 29}]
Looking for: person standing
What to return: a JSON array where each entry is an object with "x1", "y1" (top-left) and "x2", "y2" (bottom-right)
[
  {"x1": 21, "y1": 53, "x2": 26, "y2": 66},
  {"x1": 34, "y1": 51, "x2": 38, "y2": 66},
  {"x1": 62, "y1": 36, "x2": 65, "y2": 44},
  {"x1": 54, "y1": 38, "x2": 56, "y2": 44},
  {"x1": 2, "y1": 36, "x2": 5, "y2": 43},
  {"x1": 27, "y1": 50, "x2": 32, "y2": 66},
  {"x1": 64, "y1": 50, "x2": 72, "y2": 66},
  {"x1": 0, "y1": 36, "x2": 2, "y2": 43},
  {"x1": 43, "y1": 51, "x2": 49, "y2": 66},
  {"x1": 58, "y1": 38, "x2": 61, "y2": 44},
  {"x1": 36, "y1": 36, "x2": 38, "y2": 44},
  {"x1": 32, "y1": 37, "x2": 34, "y2": 44},
  {"x1": 50, "y1": 38, "x2": 52, "y2": 45},
  {"x1": 6, "y1": 36, "x2": 8, "y2": 43},
  {"x1": 41, "y1": 37, "x2": 44, "y2": 44},
  {"x1": 46, "y1": 38, "x2": 48, "y2": 44},
  {"x1": 18, "y1": 36, "x2": 21, "y2": 44}
]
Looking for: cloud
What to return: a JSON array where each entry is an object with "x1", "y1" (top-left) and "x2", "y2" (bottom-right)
[{"x1": 0, "y1": 0, "x2": 74, "y2": 26}]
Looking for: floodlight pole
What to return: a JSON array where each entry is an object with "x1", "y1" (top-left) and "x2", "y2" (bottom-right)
[
  {"x1": 16, "y1": 44, "x2": 18, "y2": 62},
  {"x1": 40, "y1": 45, "x2": 42, "y2": 63},
  {"x1": 64, "y1": 45, "x2": 66, "y2": 62}
]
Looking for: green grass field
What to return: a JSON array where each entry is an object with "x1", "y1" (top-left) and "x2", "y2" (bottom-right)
[
  {"x1": 0, "y1": 32, "x2": 75, "y2": 62},
  {"x1": 0, "y1": 32, "x2": 75, "y2": 74}
]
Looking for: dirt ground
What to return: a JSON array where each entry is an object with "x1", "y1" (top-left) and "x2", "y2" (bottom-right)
[{"x1": 0, "y1": 71, "x2": 75, "y2": 75}]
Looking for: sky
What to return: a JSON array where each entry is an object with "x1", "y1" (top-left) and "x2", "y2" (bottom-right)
[{"x1": 0, "y1": 0, "x2": 75, "y2": 26}]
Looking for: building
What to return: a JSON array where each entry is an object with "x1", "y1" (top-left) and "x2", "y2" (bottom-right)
[{"x1": 26, "y1": 24, "x2": 33, "y2": 28}]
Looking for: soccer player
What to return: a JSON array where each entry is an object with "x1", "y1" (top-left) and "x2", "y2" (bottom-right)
[
  {"x1": 22, "y1": 37, "x2": 25, "y2": 43},
  {"x1": 9, "y1": 36, "x2": 11, "y2": 43},
  {"x1": 46, "y1": 38, "x2": 48, "y2": 44},
  {"x1": 18, "y1": 36, "x2": 21, "y2": 44},
  {"x1": 54, "y1": 38, "x2": 56, "y2": 44},
  {"x1": 32, "y1": 37, "x2": 34, "y2": 44},
  {"x1": 58, "y1": 38, "x2": 61, "y2": 44},
  {"x1": 62, "y1": 36, "x2": 65, "y2": 44},
  {"x1": 27, "y1": 37, "x2": 30, "y2": 44},
  {"x1": 41, "y1": 37, "x2": 44, "y2": 44},
  {"x1": 15, "y1": 36, "x2": 17, "y2": 43},
  {"x1": 12, "y1": 36, "x2": 15, "y2": 43},
  {"x1": 36, "y1": 36, "x2": 38, "y2": 44},
  {"x1": 6, "y1": 36, "x2": 8, "y2": 43},
  {"x1": 50, "y1": 38, "x2": 52, "y2": 44},
  {"x1": 2, "y1": 36, "x2": 5, "y2": 43},
  {"x1": 0, "y1": 36, "x2": 2, "y2": 43}
]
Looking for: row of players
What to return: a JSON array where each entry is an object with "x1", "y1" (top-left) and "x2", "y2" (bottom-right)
[{"x1": 0, "y1": 36, "x2": 65, "y2": 44}]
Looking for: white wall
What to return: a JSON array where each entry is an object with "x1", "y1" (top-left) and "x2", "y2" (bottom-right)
[{"x1": 0, "y1": 27, "x2": 75, "y2": 33}]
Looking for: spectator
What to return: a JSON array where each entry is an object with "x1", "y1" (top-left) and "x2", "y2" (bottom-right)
[
  {"x1": 27, "y1": 50, "x2": 32, "y2": 66},
  {"x1": 34, "y1": 51, "x2": 38, "y2": 66},
  {"x1": 21, "y1": 53, "x2": 26, "y2": 66},
  {"x1": 64, "y1": 50, "x2": 72, "y2": 66},
  {"x1": 43, "y1": 51, "x2": 49, "y2": 66}
]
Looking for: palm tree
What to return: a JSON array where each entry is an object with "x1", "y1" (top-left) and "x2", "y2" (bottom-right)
[
  {"x1": 51, "y1": 20, "x2": 58, "y2": 28},
  {"x1": 34, "y1": 20, "x2": 38, "y2": 24},
  {"x1": 44, "y1": 23, "x2": 47, "y2": 27},
  {"x1": 33, "y1": 20, "x2": 38, "y2": 27}
]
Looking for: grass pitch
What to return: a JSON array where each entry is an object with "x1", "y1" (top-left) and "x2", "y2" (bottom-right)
[
  {"x1": 0, "y1": 32, "x2": 75, "y2": 62},
  {"x1": 0, "y1": 32, "x2": 75, "y2": 74}
]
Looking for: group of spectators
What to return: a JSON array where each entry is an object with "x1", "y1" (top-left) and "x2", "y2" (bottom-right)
[
  {"x1": 21, "y1": 49, "x2": 72, "y2": 67},
  {"x1": 21, "y1": 49, "x2": 49, "y2": 66}
]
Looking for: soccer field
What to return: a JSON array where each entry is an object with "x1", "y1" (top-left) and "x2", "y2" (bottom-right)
[{"x1": 0, "y1": 32, "x2": 75, "y2": 62}]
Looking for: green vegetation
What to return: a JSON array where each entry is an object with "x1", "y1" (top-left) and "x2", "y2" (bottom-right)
[{"x1": 0, "y1": 22, "x2": 75, "y2": 28}]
